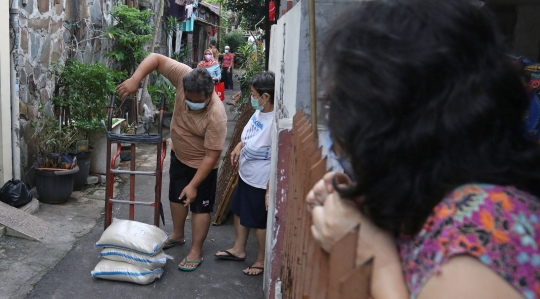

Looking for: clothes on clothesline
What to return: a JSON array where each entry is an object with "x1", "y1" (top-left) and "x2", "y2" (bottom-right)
[
  {"x1": 178, "y1": 0, "x2": 197, "y2": 32},
  {"x1": 169, "y1": 0, "x2": 187, "y2": 21},
  {"x1": 186, "y1": 4, "x2": 193, "y2": 19},
  {"x1": 180, "y1": 15, "x2": 194, "y2": 32}
]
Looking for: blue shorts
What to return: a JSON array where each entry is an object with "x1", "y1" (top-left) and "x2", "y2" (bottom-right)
[{"x1": 230, "y1": 177, "x2": 267, "y2": 229}]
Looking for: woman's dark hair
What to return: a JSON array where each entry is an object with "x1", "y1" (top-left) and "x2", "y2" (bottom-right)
[
  {"x1": 322, "y1": 0, "x2": 540, "y2": 236},
  {"x1": 252, "y1": 71, "x2": 275, "y2": 104},
  {"x1": 183, "y1": 68, "x2": 214, "y2": 97}
]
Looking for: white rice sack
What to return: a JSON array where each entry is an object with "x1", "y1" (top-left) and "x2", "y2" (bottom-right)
[
  {"x1": 91, "y1": 260, "x2": 163, "y2": 285},
  {"x1": 95, "y1": 218, "x2": 168, "y2": 255},
  {"x1": 100, "y1": 248, "x2": 172, "y2": 270}
]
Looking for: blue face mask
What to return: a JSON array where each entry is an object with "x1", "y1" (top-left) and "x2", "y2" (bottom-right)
[
  {"x1": 185, "y1": 99, "x2": 206, "y2": 111},
  {"x1": 224, "y1": 49, "x2": 229, "y2": 53},
  {"x1": 327, "y1": 135, "x2": 356, "y2": 181},
  {"x1": 251, "y1": 96, "x2": 268, "y2": 111}
]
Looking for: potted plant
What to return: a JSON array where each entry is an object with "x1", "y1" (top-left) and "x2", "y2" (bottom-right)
[
  {"x1": 148, "y1": 74, "x2": 176, "y2": 127},
  {"x1": 32, "y1": 116, "x2": 80, "y2": 204},
  {"x1": 51, "y1": 59, "x2": 126, "y2": 182}
]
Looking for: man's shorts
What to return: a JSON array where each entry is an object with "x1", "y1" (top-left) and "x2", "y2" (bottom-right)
[{"x1": 168, "y1": 150, "x2": 217, "y2": 213}]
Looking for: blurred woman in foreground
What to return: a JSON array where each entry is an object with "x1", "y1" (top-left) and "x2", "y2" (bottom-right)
[{"x1": 307, "y1": 0, "x2": 540, "y2": 298}]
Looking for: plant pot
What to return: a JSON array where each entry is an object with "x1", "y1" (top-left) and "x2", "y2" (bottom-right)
[
  {"x1": 70, "y1": 151, "x2": 92, "y2": 191},
  {"x1": 90, "y1": 118, "x2": 125, "y2": 175},
  {"x1": 120, "y1": 145, "x2": 132, "y2": 161},
  {"x1": 35, "y1": 165, "x2": 80, "y2": 204}
]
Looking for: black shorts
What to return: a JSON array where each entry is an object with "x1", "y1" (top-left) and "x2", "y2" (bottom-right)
[
  {"x1": 168, "y1": 150, "x2": 217, "y2": 214},
  {"x1": 230, "y1": 177, "x2": 267, "y2": 229}
]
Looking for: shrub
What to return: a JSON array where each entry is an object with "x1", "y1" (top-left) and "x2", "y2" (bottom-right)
[{"x1": 222, "y1": 30, "x2": 246, "y2": 53}]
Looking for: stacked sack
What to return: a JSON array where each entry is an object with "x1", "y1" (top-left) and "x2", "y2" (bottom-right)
[{"x1": 91, "y1": 218, "x2": 172, "y2": 285}]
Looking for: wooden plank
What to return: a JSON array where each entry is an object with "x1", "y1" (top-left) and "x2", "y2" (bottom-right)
[
  {"x1": 290, "y1": 116, "x2": 308, "y2": 298},
  {"x1": 328, "y1": 226, "x2": 360, "y2": 298},
  {"x1": 212, "y1": 171, "x2": 238, "y2": 225},
  {"x1": 339, "y1": 258, "x2": 373, "y2": 299},
  {"x1": 296, "y1": 155, "x2": 323, "y2": 298},
  {"x1": 315, "y1": 248, "x2": 330, "y2": 299}
]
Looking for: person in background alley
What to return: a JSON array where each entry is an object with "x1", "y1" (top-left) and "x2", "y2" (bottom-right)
[
  {"x1": 306, "y1": 0, "x2": 540, "y2": 298},
  {"x1": 197, "y1": 48, "x2": 221, "y2": 83},
  {"x1": 226, "y1": 91, "x2": 241, "y2": 106},
  {"x1": 209, "y1": 39, "x2": 220, "y2": 60},
  {"x1": 221, "y1": 45, "x2": 234, "y2": 91},
  {"x1": 214, "y1": 72, "x2": 275, "y2": 276},
  {"x1": 117, "y1": 53, "x2": 227, "y2": 272}
]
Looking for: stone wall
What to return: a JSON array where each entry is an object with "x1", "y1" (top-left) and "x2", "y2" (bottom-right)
[{"x1": 15, "y1": 0, "x2": 167, "y2": 185}]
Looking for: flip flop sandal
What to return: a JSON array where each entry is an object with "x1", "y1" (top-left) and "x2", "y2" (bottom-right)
[
  {"x1": 178, "y1": 257, "x2": 204, "y2": 272},
  {"x1": 163, "y1": 238, "x2": 185, "y2": 250},
  {"x1": 214, "y1": 250, "x2": 246, "y2": 261},
  {"x1": 243, "y1": 266, "x2": 264, "y2": 276},
  {"x1": 226, "y1": 101, "x2": 235, "y2": 106}
]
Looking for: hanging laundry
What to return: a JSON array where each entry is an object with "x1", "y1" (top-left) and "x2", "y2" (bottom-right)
[
  {"x1": 186, "y1": 4, "x2": 193, "y2": 19},
  {"x1": 169, "y1": 0, "x2": 187, "y2": 21},
  {"x1": 180, "y1": 15, "x2": 194, "y2": 32}
]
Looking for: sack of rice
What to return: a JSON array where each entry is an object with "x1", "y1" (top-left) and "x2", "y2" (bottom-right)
[
  {"x1": 91, "y1": 260, "x2": 163, "y2": 285},
  {"x1": 95, "y1": 218, "x2": 168, "y2": 255},
  {"x1": 100, "y1": 248, "x2": 172, "y2": 270}
]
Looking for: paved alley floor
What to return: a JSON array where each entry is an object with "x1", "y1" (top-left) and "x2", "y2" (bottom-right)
[{"x1": 0, "y1": 76, "x2": 264, "y2": 299}]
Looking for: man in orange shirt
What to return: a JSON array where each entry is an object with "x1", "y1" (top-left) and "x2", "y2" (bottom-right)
[{"x1": 117, "y1": 53, "x2": 227, "y2": 272}]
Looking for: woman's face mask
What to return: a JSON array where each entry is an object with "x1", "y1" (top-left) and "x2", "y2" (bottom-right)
[
  {"x1": 224, "y1": 49, "x2": 229, "y2": 53},
  {"x1": 204, "y1": 54, "x2": 212, "y2": 61}
]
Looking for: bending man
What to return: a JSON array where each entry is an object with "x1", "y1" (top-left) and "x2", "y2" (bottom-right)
[{"x1": 117, "y1": 53, "x2": 227, "y2": 272}]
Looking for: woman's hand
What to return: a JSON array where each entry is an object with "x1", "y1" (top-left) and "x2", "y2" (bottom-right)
[
  {"x1": 307, "y1": 172, "x2": 397, "y2": 266},
  {"x1": 230, "y1": 142, "x2": 242, "y2": 166},
  {"x1": 117, "y1": 77, "x2": 140, "y2": 100},
  {"x1": 306, "y1": 171, "x2": 351, "y2": 211}
]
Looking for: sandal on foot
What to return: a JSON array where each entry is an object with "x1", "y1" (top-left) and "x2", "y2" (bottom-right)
[
  {"x1": 226, "y1": 101, "x2": 236, "y2": 106},
  {"x1": 163, "y1": 238, "x2": 185, "y2": 249},
  {"x1": 178, "y1": 257, "x2": 204, "y2": 272},
  {"x1": 214, "y1": 250, "x2": 246, "y2": 261},
  {"x1": 243, "y1": 266, "x2": 264, "y2": 276}
]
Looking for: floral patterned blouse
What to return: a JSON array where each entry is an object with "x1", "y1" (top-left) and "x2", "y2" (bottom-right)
[{"x1": 397, "y1": 184, "x2": 540, "y2": 299}]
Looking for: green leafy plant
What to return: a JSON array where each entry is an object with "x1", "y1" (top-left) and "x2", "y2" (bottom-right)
[
  {"x1": 225, "y1": 0, "x2": 265, "y2": 30},
  {"x1": 171, "y1": 45, "x2": 192, "y2": 64},
  {"x1": 105, "y1": 5, "x2": 153, "y2": 75},
  {"x1": 148, "y1": 74, "x2": 176, "y2": 112},
  {"x1": 163, "y1": 16, "x2": 178, "y2": 39},
  {"x1": 234, "y1": 42, "x2": 265, "y2": 107},
  {"x1": 222, "y1": 30, "x2": 246, "y2": 53},
  {"x1": 51, "y1": 59, "x2": 126, "y2": 147},
  {"x1": 32, "y1": 116, "x2": 79, "y2": 169}
]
